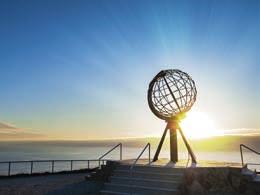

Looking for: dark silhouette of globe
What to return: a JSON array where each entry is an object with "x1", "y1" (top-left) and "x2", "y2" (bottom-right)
[{"x1": 148, "y1": 69, "x2": 197, "y2": 121}]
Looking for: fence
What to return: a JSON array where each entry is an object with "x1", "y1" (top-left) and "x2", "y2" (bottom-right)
[
  {"x1": 0, "y1": 143, "x2": 123, "y2": 176},
  {"x1": 0, "y1": 159, "x2": 107, "y2": 176}
]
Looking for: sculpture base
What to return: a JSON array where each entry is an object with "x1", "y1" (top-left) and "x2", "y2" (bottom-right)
[{"x1": 153, "y1": 118, "x2": 197, "y2": 165}]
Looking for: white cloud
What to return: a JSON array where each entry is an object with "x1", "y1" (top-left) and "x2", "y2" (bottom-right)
[
  {"x1": 222, "y1": 128, "x2": 260, "y2": 136},
  {"x1": 0, "y1": 122, "x2": 19, "y2": 129},
  {"x1": 0, "y1": 121, "x2": 45, "y2": 140}
]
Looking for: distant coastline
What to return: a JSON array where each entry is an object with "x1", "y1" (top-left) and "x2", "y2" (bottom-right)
[{"x1": 1, "y1": 135, "x2": 260, "y2": 152}]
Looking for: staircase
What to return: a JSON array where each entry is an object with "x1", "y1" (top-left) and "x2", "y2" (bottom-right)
[
  {"x1": 240, "y1": 165, "x2": 260, "y2": 194},
  {"x1": 100, "y1": 164, "x2": 184, "y2": 195},
  {"x1": 240, "y1": 144, "x2": 260, "y2": 182},
  {"x1": 242, "y1": 165, "x2": 260, "y2": 182}
]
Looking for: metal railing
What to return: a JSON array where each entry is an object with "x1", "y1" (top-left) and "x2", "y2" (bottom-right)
[
  {"x1": 240, "y1": 144, "x2": 260, "y2": 167},
  {"x1": 0, "y1": 143, "x2": 123, "y2": 177},
  {"x1": 0, "y1": 159, "x2": 106, "y2": 177},
  {"x1": 130, "y1": 143, "x2": 151, "y2": 194},
  {"x1": 98, "y1": 143, "x2": 122, "y2": 167}
]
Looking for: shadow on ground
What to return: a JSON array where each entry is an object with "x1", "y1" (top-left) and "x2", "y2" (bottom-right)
[{"x1": 46, "y1": 181, "x2": 103, "y2": 195}]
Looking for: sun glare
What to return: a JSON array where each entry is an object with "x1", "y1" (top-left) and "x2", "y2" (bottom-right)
[{"x1": 180, "y1": 111, "x2": 220, "y2": 139}]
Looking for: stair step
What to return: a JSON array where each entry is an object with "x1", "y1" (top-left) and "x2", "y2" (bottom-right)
[
  {"x1": 253, "y1": 175, "x2": 260, "y2": 182},
  {"x1": 100, "y1": 190, "x2": 130, "y2": 195},
  {"x1": 113, "y1": 170, "x2": 183, "y2": 180},
  {"x1": 241, "y1": 167, "x2": 256, "y2": 175},
  {"x1": 117, "y1": 164, "x2": 185, "y2": 174},
  {"x1": 110, "y1": 176, "x2": 179, "y2": 189},
  {"x1": 103, "y1": 183, "x2": 178, "y2": 195}
]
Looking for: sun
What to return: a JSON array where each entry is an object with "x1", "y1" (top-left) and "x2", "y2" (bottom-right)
[{"x1": 180, "y1": 111, "x2": 220, "y2": 139}]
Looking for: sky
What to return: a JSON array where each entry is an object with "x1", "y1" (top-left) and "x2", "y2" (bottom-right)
[{"x1": 0, "y1": 0, "x2": 259, "y2": 140}]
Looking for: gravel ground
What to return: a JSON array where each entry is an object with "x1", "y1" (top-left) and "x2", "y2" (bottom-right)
[{"x1": 0, "y1": 172, "x2": 103, "y2": 195}]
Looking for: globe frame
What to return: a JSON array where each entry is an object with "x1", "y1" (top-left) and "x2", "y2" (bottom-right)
[
  {"x1": 148, "y1": 69, "x2": 197, "y2": 165},
  {"x1": 147, "y1": 69, "x2": 197, "y2": 121}
]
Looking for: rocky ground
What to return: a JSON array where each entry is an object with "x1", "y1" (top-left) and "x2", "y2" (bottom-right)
[{"x1": 180, "y1": 167, "x2": 260, "y2": 195}]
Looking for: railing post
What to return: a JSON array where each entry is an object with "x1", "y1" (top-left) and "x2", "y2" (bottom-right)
[
  {"x1": 240, "y1": 144, "x2": 244, "y2": 167},
  {"x1": 148, "y1": 144, "x2": 151, "y2": 164},
  {"x1": 71, "y1": 160, "x2": 73, "y2": 171},
  {"x1": 31, "y1": 161, "x2": 33, "y2": 174},
  {"x1": 88, "y1": 160, "x2": 90, "y2": 169},
  {"x1": 52, "y1": 160, "x2": 54, "y2": 173},
  {"x1": 8, "y1": 162, "x2": 11, "y2": 176},
  {"x1": 120, "y1": 143, "x2": 122, "y2": 160}
]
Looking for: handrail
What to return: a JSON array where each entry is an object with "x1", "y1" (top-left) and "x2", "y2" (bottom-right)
[
  {"x1": 130, "y1": 143, "x2": 151, "y2": 194},
  {"x1": 98, "y1": 143, "x2": 122, "y2": 167},
  {"x1": 0, "y1": 159, "x2": 107, "y2": 177},
  {"x1": 240, "y1": 144, "x2": 260, "y2": 167},
  {"x1": 130, "y1": 143, "x2": 151, "y2": 170},
  {"x1": 0, "y1": 159, "x2": 108, "y2": 164}
]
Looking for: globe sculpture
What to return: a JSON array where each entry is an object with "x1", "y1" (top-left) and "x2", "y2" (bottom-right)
[{"x1": 148, "y1": 69, "x2": 197, "y2": 165}]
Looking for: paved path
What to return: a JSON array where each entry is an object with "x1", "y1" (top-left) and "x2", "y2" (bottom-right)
[{"x1": 0, "y1": 172, "x2": 102, "y2": 195}]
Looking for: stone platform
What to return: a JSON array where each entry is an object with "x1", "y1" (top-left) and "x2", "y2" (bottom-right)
[
  {"x1": 120, "y1": 158, "x2": 242, "y2": 168},
  {"x1": 99, "y1": 159, "x2": 260, "y2": 195}
]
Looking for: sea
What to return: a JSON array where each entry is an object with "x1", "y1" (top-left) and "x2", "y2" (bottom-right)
[{"x1": 0, "y1": 136, "x2": 260, "y2": 176}]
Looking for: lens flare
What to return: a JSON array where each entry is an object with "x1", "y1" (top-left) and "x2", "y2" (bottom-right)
[{"x1": 180, "y1": 111, "x2": 221, "y2": 139}]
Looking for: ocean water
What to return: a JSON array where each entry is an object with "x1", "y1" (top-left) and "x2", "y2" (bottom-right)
[{"x1": 0, "y1": 141, "x2": 259, "y2": 176}]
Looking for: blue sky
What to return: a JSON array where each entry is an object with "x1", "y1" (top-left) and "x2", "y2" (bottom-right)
[{"x1": 0, "y1": 0, "x2": 259, "y2": 139}]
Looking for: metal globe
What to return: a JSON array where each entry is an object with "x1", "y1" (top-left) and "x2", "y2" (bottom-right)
[{"x1": 148, "y1": 69, "x2": 197, "y2": 121}]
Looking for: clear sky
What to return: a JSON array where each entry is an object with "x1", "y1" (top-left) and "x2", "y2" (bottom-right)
[{"x1": 0, "y1": 0, "x2": 259, "y2": 140}]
